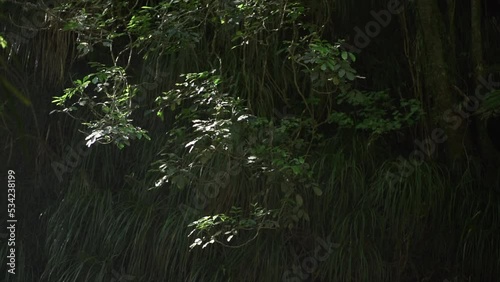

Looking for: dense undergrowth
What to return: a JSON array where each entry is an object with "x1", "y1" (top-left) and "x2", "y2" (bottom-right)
[
  {"x1": 1, "y1": 0, "x2": 500, "y2": 281},
  {"x1": 9, "y1": 136, "x2": 498, "y2": 282}
]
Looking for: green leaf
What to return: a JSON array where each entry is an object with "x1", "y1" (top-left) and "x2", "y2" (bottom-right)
[
  {"x1": 295, "y1": 194, "x2": 303, "y2": 207},
  {"x1": 332, "y1": 77, "x2": 340, "y2": 85},
  {"x1": 341, "y1": 51, "x2": 348, "y2": 60},
  {"x1": 346, "y1": 72, "x2": 355, "y2": 81},
  {"x1": 0, "y1": 36, "x2": 7, "y2": 49},
  {"x1": 63, "y1": 21, "x2": 79, "y2": 31},
  {"x1": 173, "y1": 175, "x2": 187, "y2": 189},
  {"x1": 157, "y1": 110, "x2": 164, "y2": 121},
  {"x1": 326, "y1": 60, "x2": 336, "y2": 71},
  {"x1": 313, "y1": 186, "x2": 323, "y2": 196}
]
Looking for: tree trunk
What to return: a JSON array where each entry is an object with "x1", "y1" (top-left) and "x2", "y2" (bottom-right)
[
  {"x1": 415, "y1": 0, "x2": 468, "y2": 163},
  {"x1": 471, "y1": 0, "x2": 484, "y2": 77},
  {"x1": 471, "y1": 0, "x2": 500, "y2": 184}
]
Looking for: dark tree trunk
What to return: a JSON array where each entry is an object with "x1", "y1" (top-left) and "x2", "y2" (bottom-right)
[
  {"x1": 415, "y1": 0, "x2": 469, "y2": 163},
  {"x1": 471, "y1": 0, "x2": 500, "y2": 184}
]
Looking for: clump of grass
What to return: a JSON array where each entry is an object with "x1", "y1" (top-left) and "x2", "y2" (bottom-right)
[{"x1": 37, "y1": 132, "x2": 499, "y2": 282}]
